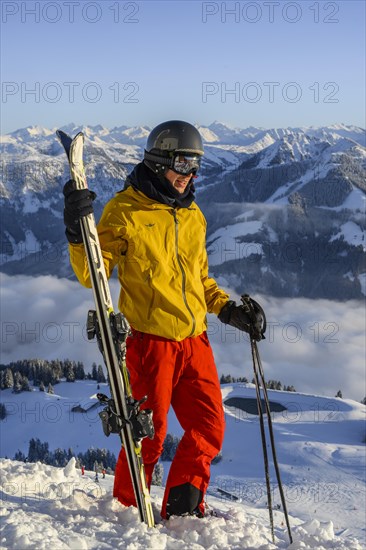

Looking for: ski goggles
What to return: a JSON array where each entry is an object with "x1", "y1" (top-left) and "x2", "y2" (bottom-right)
[{"x1": 171, "y1": 154, "x2": 201, "y2": 175}]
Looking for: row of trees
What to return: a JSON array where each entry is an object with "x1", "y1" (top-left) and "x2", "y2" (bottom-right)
[
  {"x1": 220, "y1": 375, "x2": 249, "y2": 385},
  {"x1": 13, "y1": 438, "x2": 117, "y2": 471},
  {"x1": 219, "y1": 375, "x2": 361, "y2": 400},
  {"x1": 220, "y1": 374, "x2": 296, "y2": 392},
  {"x1": 13, "y1": 438, "x2": 165, "y2": 486},
  {"x1": 12, "y1": 432, "x2": 183, "y2": 472},
  {"x1": 0, "y1": 359, "x2": 106, "y2": 393}
]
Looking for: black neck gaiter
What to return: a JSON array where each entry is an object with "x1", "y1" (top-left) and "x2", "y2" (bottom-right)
[{"x1": 124, "y1": 162, "x2": 195, "y2": 208}]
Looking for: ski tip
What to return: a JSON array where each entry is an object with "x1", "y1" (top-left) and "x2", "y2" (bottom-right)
[
  {"x1": 56, "y1": 130, "x2": 85, "y2": 159},
  {"x1": 56, "y1": 129, "x2": 73, "y2": 157},
  {"x1": 56, "y1": 129, "x2": 68, "y2": 140},
  {"x1": 56, "y1": 130, "x2": 85, "y2": 141},
  {"x1": 74, "y1": 131, "x2": 85, "y2": 142}
]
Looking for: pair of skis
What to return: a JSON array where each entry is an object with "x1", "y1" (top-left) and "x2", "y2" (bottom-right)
[{"x1": 57, "y1": 130, "x2": 155, "y2": 528}]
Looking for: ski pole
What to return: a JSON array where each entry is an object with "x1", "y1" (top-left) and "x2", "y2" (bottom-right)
[
  {"x1": 241, "y1": 295, "x2": 293, "y2": 545},
  {"x1": 250, "y1": 339, "x2": 275, "y2": 542}
]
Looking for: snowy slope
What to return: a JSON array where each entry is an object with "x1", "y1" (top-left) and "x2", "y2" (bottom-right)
[
  {"x1": 1, "y1": 457, "x2": 364, "y2": 549},
  {"x1": 0, "y1": 381, "x2": 116, "y2": 460},
  {"x1": 1, "y1": 381, "x2": 365, "y2": 547}
]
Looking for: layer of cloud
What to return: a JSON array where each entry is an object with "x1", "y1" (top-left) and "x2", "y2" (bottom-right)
[{"x1": 1, "y1": 274, "x2": 365, "y2": 402}]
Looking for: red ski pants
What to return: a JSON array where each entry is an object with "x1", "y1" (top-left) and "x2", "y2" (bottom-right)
[{"x1": 113, "y1": 330, "x2": 225, "y2": 518}]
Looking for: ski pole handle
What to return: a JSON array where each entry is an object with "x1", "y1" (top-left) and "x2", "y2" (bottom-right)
[{"x1": 240, "y1": 294, "x2": 266, "y2": 340}]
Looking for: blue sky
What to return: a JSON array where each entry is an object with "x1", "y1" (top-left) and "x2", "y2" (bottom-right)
[{"x1": 1, "y1": 0, "x2": 365, "y2": 132}]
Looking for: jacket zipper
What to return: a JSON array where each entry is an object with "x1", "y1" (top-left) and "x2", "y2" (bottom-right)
[{"x1": 172, "y1": 209, "x2": 196, "y2": 337}]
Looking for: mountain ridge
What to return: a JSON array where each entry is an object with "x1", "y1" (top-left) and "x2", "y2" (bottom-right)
[{"x1": 1, "y1": 123, "x2": 365, "y2": 299}]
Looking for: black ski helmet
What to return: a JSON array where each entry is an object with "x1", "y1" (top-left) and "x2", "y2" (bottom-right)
[{"x1": 144, "y1": 120, "x2": 204, "y2": 173}]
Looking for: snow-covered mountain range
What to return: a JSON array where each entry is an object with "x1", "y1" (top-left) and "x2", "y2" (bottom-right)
[
  {"x1": 1, "y1": 122, "x2": 365, "y2": 299},
  {"x1": 0, "y1": 380, "x2": 365, "y2": 548}
]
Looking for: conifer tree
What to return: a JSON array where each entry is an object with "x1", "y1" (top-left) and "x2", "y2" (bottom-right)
[
  {"x1": 21, "y1": 376, "x2": 32, "y2": 392},
  {"x1": 151, "y1": 462, "x2": 164, "y2": 486},
  {"x1": 97, "y1": 365, "x2": 106, "y2": 383},
  {"x1": 14, "y1": 450, "x2": 26, "y2": 462},
  {"x1": 75, "y1": 361, "x2": 86, "y2": 380},
  {"x1": 12, "y1": 372, "x2": 22, "y2": 393},
  {"x1": 0, "y1": 403, "x2": 7, "y2": 420},
  {"x1": 65, "y1": 363, "x2": 75, "y2": 382},
  {"x1": 2, "y1": 369, "x2": 14, "y2": 389},
  {"x1": 92, "y1": 363, "x2": 98, "y2": 381}
]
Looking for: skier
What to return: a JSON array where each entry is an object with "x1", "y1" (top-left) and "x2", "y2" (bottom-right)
[{"x1": 63, "y1": 120, "x2": 264, "y2": 519}]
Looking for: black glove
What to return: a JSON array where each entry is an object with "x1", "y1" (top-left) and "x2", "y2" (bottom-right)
[
  {"x1": 218, "y1": 299, "x2": 265, "y2": 341},
  {"x1": 63, "y1": 179, "x2": 96, "y2": 243}
]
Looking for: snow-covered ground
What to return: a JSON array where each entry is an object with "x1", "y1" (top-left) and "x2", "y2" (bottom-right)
[
  {"x1": 0, "y1": 457, "x2": 364, "y2": 550},
  {"x1": 1, "y1": 382, "x2": 365, "y2": 549}
]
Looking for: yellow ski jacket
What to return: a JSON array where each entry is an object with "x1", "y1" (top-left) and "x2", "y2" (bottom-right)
[{"x1": 69, "y1": 185, "x2": 229, "y2": 341}]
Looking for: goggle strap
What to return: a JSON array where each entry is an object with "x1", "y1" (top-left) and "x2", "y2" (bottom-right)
[{"x1": 144, "y1": 150, "x2": 172, "y2": 167}]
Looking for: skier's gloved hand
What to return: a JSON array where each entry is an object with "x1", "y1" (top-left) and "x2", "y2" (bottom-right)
[
  {"x1": 218, "y1": 300, "x2": 264, "y2": 341},
  {"x1": 63, "y1": 179, "x2": 96, "y2": 243}
]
